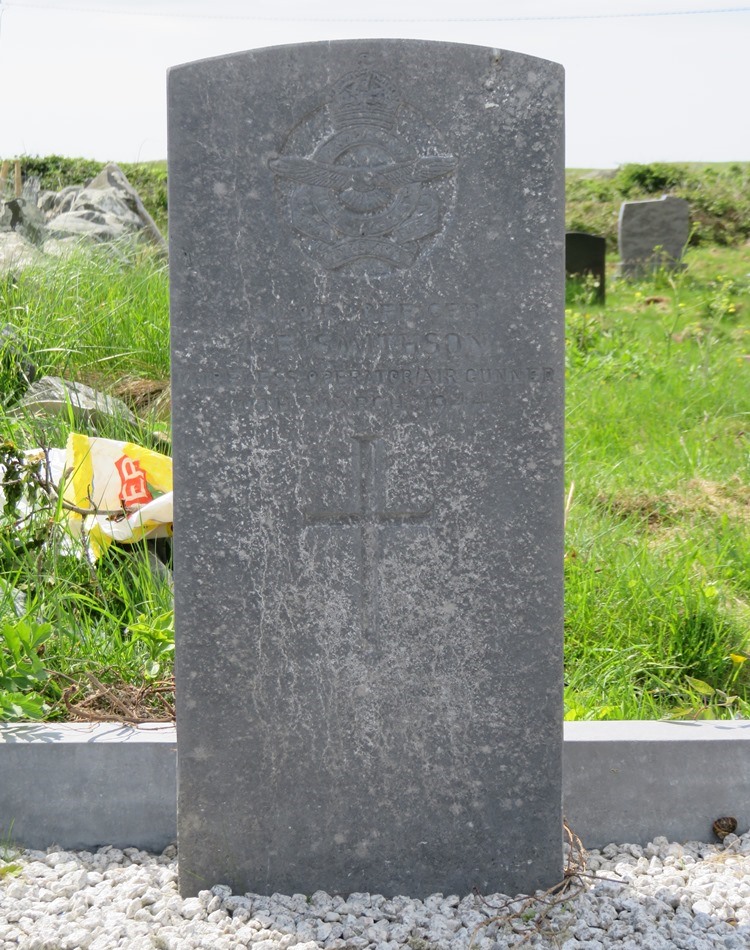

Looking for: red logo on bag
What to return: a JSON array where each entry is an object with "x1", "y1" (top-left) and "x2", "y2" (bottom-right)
[{"x1": 115, "y1": 456, "x2": 153, "y2": 508}]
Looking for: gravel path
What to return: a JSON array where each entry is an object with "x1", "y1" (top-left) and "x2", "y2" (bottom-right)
[{"x1": 1, "y1": 834, "x2": 750, "y2": 949}]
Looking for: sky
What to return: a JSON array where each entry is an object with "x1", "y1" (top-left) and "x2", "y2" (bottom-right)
[{"x1": 0, "y1": 0, "x2": 747, "y2": 169}]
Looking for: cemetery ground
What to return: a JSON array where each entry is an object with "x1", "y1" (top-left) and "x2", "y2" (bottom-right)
[{"x1": 0, "y1": 165, "x2": 749, "y2": 725}]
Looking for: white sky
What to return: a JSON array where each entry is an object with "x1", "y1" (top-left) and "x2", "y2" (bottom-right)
[{"x1": 0, "y1": 0, "x2": 747, "y2": 168}]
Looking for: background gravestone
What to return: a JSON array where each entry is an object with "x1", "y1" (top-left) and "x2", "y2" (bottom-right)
[
  {"x1": 169, "y1": 39, "x2": 565, "y2": 899},
  {"x1": 566, "y1": 231, "x2": 606, "y2": 302},
  {"x1": 618, "y1": 195, "x2": 689, "y2": 276}
]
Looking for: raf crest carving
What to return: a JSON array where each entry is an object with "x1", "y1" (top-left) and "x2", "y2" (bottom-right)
[{"x1": 269, "y1": 68, "x2": 458, "y2": 273}]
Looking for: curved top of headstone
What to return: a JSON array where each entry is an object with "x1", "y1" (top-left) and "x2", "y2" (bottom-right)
[
  {"x1": 169, "y1": 37, "x2": 562, "y2": 77},
  {"x1": 168, "y1": 39, "x2": 563, "y2": 285}
]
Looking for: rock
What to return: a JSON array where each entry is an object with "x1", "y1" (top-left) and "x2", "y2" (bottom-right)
[
  {"x1": 45, "y1": 164, "x2": 166, "y2": 254},
  {"x1": 0, "y1": 197, "x2": 46, "y2": 244},
  {"x1": 17, "y1": 376, "x2": 137, "y2": 426},
  {"x1": 0, "y1": 231, "x2": 44, "y2": 272},
  {"x1": 40, "y1": 185, "x2": 83, "y2": 218},
  {"x1": 46, "y1": 208, "x2": 134, "y2": 244}
]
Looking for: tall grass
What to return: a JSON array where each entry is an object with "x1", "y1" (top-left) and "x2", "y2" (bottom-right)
[
  {"x1": 1, "y1": 246, "x2": 172, "y2": 721},
  {"x1": 2, "y1": 245, "x2": 169, "y2": 383}
]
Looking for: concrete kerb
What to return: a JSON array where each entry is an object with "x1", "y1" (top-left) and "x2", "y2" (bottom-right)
[{"x1": 1, "y1": 720, "x2": 748, "y2": 854}]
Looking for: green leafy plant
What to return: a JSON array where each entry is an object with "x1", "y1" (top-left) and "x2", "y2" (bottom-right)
[
  {"x1": 614, "y1": 162, "x2": 687, "y2": 196},
  {"x1": 124, "y1": 610, "x2": 174, "y2": 680},
  {"x1": 0, "y1": 619, "x2": 53, "y2": 720},
  {"x1": 663, "y1": 659, "x2": 748, "y2": 720}
]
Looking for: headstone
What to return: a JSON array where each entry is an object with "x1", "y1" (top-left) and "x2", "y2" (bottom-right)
[
  {"x1": 169, "y1": 39, "x2": 565, "y2": 900},
  {"x1": 565, "y1": 231, "x2": 606, "y2": 302},
  {"x1": 618, "y1": 195, "x2": 689, "y2": 277}
]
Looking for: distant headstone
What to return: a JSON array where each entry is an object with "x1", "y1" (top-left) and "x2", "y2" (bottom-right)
[
  {"x1": 618, "y1": 195, "x2": 689, "y2": 276},
  {"x1": 169, "y1": 39, "x2": 565, "y2": 900},
  {"x1": 565, "y1": 231, "x2": 606, "y2": 302}
]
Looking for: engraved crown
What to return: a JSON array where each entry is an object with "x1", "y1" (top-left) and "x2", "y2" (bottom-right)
[{"x1": 330, "y1": 70, "x2": 399, "y2": 130}]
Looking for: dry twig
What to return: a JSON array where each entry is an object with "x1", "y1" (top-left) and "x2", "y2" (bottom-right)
[{"x1": 469, "y1": 821, "x2": 589, "y2": 948}]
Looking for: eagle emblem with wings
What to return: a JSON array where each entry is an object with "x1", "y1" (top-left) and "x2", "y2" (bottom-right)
[{"x1": 269, "y1": 69, "x2": 458, "y2": 272}]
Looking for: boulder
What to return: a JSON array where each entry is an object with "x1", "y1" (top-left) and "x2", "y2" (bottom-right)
[
  {"x1": 0, "y1": 196, "x2": 47, "y2": 245},
  {"x1": 46, "y1": 207, "x2": 136, "y2": 244},
  {"x1": 39, "y1": 185, "x2": 83, "y2": 218},
  {"x1": 45, "y1": 164, "x2": 167, "y2": 253}
]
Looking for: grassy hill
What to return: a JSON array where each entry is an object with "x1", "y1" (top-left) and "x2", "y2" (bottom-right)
[{"x1": 566, "y1": 162, "x2": 750, "y2": 250}]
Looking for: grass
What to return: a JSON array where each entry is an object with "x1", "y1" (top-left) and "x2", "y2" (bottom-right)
[
  {"x1": 564, "y1": 248, "x2": 750, "y2": 719},
  {"x1": 0, "y1": 162, "x2": 749, "y2": 722},
  {"x1": 0, "y1": 245, "x2": 173, "y2": 722}
]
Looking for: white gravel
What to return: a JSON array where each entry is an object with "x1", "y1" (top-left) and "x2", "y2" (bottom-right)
[{"x1": 2, "y1": 834, "x2": 750, "y2": 949}]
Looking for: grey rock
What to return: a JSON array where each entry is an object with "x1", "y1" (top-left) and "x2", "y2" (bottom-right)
[
  {"x1": 171, "y1": 38, "x2": 564, "y2": 900},
  {"x1": 1, "y1": 197, "x2": 46, "y2": 245},
  {"x1": 41, "y1": 186, "x2": 83, "y2": 218},
  {"x1": 17, "y1": 375, "x2": 136, "y2": 426},
  {"x1": 44, "y1": 164, "x2": 166, "y2": 254},
  {"x1": 0, "y1": 578, "x2": 26, "y2": 617},
  {"x1": 46, "y1": 208, "x2": 135, "y2": 244},
  {"x1": 0, "y1": 231, "x2": 44, "y2": 272},
  {"x1": 618, "y1": 195, "x2": 690, "y2": 277}
]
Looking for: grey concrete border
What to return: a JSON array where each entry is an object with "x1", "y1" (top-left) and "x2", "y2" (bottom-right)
[
  {"x1": 563, "y1": 720, "x2": 750, "y2": 848},
  {"x1": 0, "y1": 722, "x2": 176, "y2": 852},
  {"x1": 1, "y1": 721, "x2": 748, "y2": 852}
]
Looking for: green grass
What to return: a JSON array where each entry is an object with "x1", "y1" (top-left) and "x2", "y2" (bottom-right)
[
  {"x1": 1, "y1": 161, "x2": 749, "y2": 722},
  {"x1": 564, "y1": 247, "x2": 750, "y2": 719},
  {"x1": 0, "y1": 245, "x2": 173, "y2": 722}
]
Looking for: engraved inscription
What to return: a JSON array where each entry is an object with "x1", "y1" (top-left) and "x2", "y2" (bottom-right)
[
  {"x1": 270, "y1": 68, "x2": 458, "y2": 273},
  {"x1": 305, "y1": 436, "x2": 432, "y2": 643}
]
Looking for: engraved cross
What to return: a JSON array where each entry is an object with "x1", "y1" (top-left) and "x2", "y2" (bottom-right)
[{"x1": 305, "y1": 435, "x2": 432, "y2": 644}]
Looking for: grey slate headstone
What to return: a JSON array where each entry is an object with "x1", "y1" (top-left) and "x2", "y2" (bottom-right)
[
  {"x1": 169, "y1": 39, "x2": 565, "y2": 900},
  {"x1": 618, "y1": 195, "x2": 690, "y2": 277}
]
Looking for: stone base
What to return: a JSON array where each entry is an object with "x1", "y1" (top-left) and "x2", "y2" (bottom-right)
[{"x1": 1, "y1": 721, "x2": 747, "y2": 860}]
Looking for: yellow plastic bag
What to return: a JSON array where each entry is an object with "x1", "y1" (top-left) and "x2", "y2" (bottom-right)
[{"x1": 63, "y1": 433, "x2": 173, "y2": 558}]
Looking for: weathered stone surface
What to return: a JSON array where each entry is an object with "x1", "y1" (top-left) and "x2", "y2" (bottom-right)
[
  {"x1": 170, "y1": 39, "x2": 565, "y2": 899},
  {"x1": 566, "y1": 231, "x2": 606, "y2": 302},
  {"x1": 18, "y1": 376, "x2": 136, "y2": 425},
  {"x1": 40, "y1": 185, "x2": 82, "y2": 218},
  {"x1": 0, "y1": 231, "x2": 43, "y2": 272},
  {"x1": 618, "y1": 195, "x2": 689, "y2": 276},
  {"x1": 0, "y1": 579, "x2": 27, "y2": 618},
  {"x1": 45, "y1": 164, "x2": 167, "y2": 253}
]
